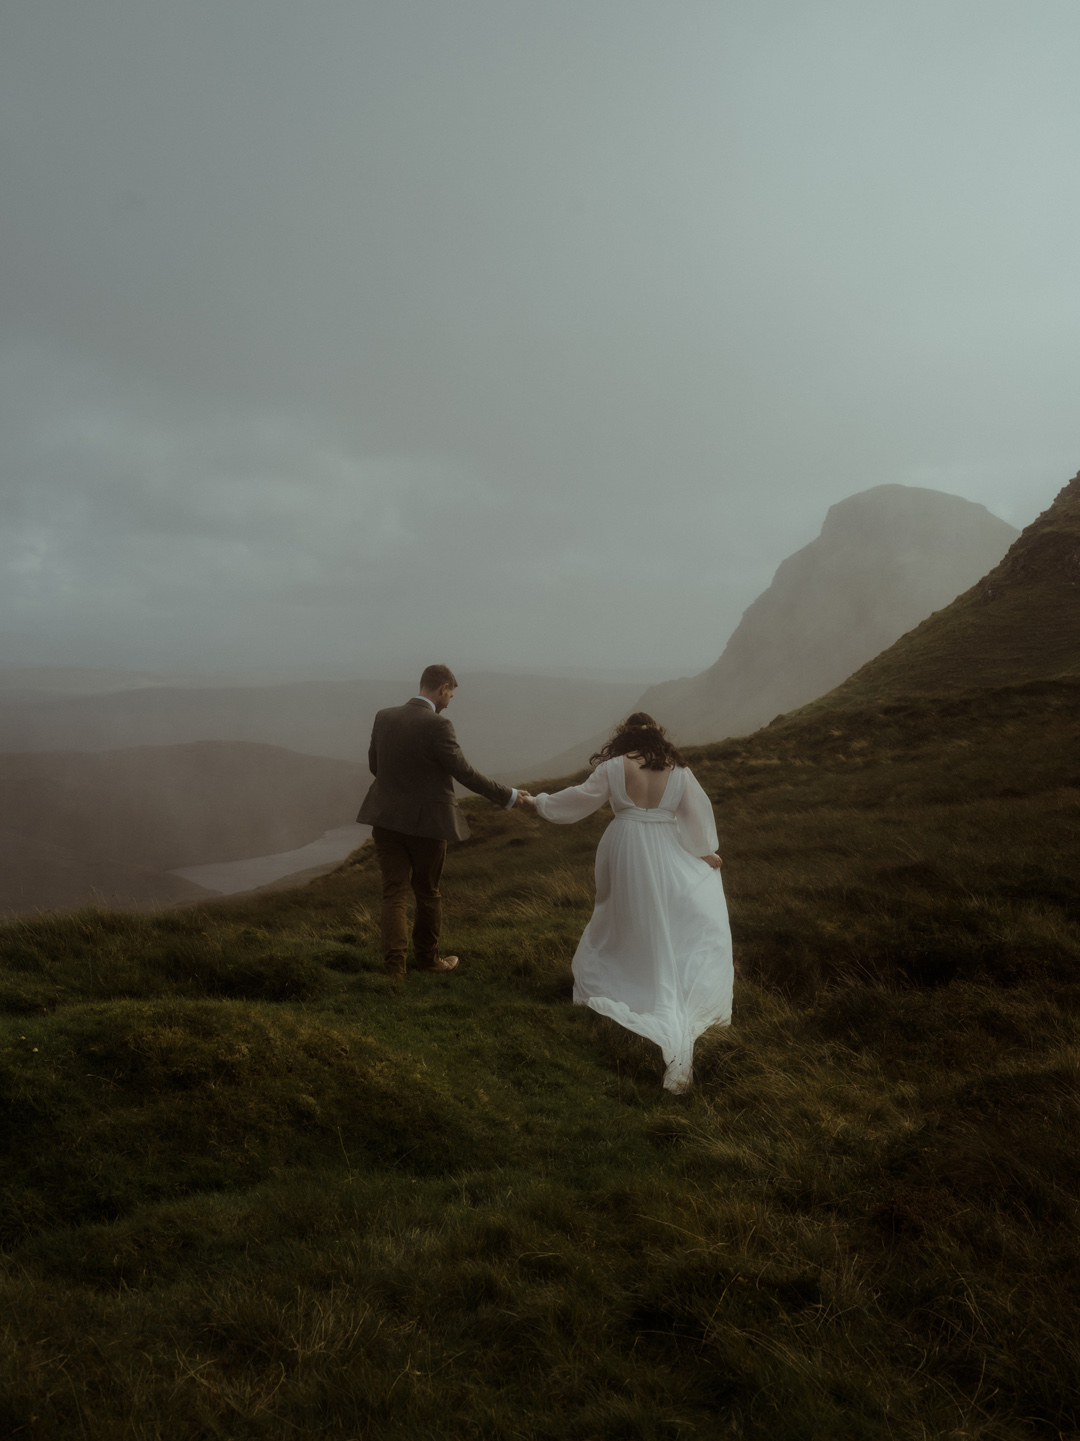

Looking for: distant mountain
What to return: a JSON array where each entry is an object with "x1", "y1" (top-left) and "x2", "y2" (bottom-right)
[
  {"x1": 527, "y1": 484, "x2": 1019, "y2": 776},
  {"x1": 0, "y1": 666, "x2": 174, "y2": 697},
  {"x1": 639, "y1": 484, "x2": 1017, "y2": 744},
  {"x1": 0, "y1": 666, "x2": 236, "y2": 698},
  {"x1": 0, "y1": 741, "x2": 365, "y2": 916},
  {"x1": 0, "y1": 672, "x2": 644, "y2": 777},
  {"x1": 0, "y1": 678, "x2": 398, "y2": 761},
  {"x1": 799, "y1": 469, "x2": 1080, "y2": 713}
]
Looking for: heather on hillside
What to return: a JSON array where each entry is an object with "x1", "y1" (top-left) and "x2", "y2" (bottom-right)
[{"x1": 2, "y1": 680, "x2": 1078, "y2": 1439}]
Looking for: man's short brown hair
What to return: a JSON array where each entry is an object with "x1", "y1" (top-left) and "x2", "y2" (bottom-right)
[{"x1": 419, "y1": 663, "x2": 458, "y2": 692}]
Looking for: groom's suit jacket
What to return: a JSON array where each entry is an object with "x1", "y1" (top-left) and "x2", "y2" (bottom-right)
[{"x1": 356, "y1": 697, "x2": 512, "y2": 842}]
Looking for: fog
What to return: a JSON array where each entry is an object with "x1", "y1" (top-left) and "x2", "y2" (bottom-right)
[{"x1": 3, "y1": 1, "x2": 1079, "y2": 680}]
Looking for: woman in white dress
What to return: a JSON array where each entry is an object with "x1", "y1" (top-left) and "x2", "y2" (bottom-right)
[{"x1": 527, "y1": 713, "x2": 732, "y2": 1092}]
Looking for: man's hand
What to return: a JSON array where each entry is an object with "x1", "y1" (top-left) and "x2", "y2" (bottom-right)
[
  {"x1": 515, "y1": 790, "x2": 535, "y2": 809},
  {"x1": 702, "y1": 853, "x2": 723, "y2": 869}
]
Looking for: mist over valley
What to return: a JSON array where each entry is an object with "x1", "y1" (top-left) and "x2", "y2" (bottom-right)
[
  {"x1": 0, "y1": 670, "x2": 646, "y2": 773},
  {"x1": 0, "y1": 478, "x2": 1055, "y2": 918},
  {"x1": 0, "y1": 742, "x2": 366, "y2": 916}
]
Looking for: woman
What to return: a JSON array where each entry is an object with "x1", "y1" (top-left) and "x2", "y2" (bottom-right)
[{"x1": 528, "y1": 713, "x2": 733, "y2": 1092}]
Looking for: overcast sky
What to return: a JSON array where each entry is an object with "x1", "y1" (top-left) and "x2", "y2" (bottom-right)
[{"x1": 2, "y1": 1, "x2": 1079, "y2": 680}]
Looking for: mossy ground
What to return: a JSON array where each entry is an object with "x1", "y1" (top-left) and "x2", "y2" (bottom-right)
[{"x1": 2, "y1": 681, "x2": 1079, "y2": 1439}]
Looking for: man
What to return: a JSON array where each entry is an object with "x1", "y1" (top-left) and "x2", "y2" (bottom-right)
[{"x1": 357, "y1": 664, "x2": 531, "y2": 977}]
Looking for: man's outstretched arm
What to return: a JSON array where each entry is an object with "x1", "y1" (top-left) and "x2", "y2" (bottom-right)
[{"x1": 430, "y1": 717, "x2": 515, "y2": 809}]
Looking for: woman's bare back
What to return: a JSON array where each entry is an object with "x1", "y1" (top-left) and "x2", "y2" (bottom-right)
[{"x1": 622, "y1": 754, "x2": 674, "y2": 810}]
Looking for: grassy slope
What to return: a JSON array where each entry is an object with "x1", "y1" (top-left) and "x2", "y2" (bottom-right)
[{"x1": 2, "y1": 680, "x2": 1079, "y2": 1439}]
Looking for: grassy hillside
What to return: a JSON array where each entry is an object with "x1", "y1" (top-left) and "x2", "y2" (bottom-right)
[{"x1": 1, "y1": 677, "x2": 1078, "y2": 1438}]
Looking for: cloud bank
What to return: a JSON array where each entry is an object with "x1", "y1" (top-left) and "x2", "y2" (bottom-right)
[{"x1": 2, "y1": 1, "x2": 1079, "y2": 675}]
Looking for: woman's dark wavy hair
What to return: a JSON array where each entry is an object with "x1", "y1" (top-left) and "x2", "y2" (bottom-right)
[{"x1": 590, "y1": 712, "x2": 686, "y2": 771}]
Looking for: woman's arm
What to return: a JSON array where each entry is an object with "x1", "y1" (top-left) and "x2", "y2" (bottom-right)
[
  {"x1": 532, "y1": 765, "x2": 611, "y2": 824},
  {"x1": 675, "y1": 768, "x2": 721, "y2": 858}
]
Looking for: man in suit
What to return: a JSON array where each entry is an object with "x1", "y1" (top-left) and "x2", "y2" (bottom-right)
[{"x1": 357, "y1": 664, "x2": 531, "y2": 977}]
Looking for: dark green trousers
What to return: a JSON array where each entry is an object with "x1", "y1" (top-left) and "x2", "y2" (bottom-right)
[{"x1": 371, "y1": 826, "x2": 447, "y2": 974}]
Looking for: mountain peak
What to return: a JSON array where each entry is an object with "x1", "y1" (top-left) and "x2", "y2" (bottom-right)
[
  {"x1": 637, "y1": 483, "x2": 1018, "y2": 744},
  {"x1": 807, "y1": 470, "x2": 1080, "y2": 712},
  {"x1": 822, "y1": 481, "x2": 1004, "y2": 529}
]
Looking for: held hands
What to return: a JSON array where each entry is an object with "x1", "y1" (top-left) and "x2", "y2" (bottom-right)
[
  {"x1": 701, "y1": 853, "x2": 723, "y2": 870},
  {"x1": 515, "y1": 789, "x2": 536, "y2": 810}
]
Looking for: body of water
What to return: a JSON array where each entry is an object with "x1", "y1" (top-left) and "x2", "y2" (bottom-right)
[{"x1": 170, "y1": 823, "x2": 370, "y2": 895}]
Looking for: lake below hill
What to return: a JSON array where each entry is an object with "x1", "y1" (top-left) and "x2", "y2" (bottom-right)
[{"x1": 170, "y1": 823, "x2": 370, "y2": 895}]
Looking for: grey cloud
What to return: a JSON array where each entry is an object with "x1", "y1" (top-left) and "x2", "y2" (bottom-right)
[
  {"x1": 1, "y1": 2, "x2": 1079, "y2": 677},
  {"x1": 1, "y1": 346, "x2": 763, "y2": 672}
]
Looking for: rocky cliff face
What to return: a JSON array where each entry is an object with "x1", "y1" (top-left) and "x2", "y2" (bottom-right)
[{"x1": 639, "y1": 484, "x2": 1018, "y2": 743}]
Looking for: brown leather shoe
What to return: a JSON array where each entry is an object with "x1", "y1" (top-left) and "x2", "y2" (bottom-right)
[{"x1": 414, "y1": 955, "x2": 459, "y2": 973}]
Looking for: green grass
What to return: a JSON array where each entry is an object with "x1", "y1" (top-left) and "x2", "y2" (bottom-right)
[{"x1": 2, "y1": 681, "x2": 1079, "y2": 1438}]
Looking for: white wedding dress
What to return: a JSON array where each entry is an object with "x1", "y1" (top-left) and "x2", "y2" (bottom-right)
[{"x1": 533, "y1": 756, "x2": 733, "y2": 1091}]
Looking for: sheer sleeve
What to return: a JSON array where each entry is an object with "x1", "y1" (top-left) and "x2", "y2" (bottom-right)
[
  {"x1": 533, "y1": 764, "x2": 612, "y2": 824},
  {"x1": 675, "y1": 768, "x2": 719, "y2": 855}
]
